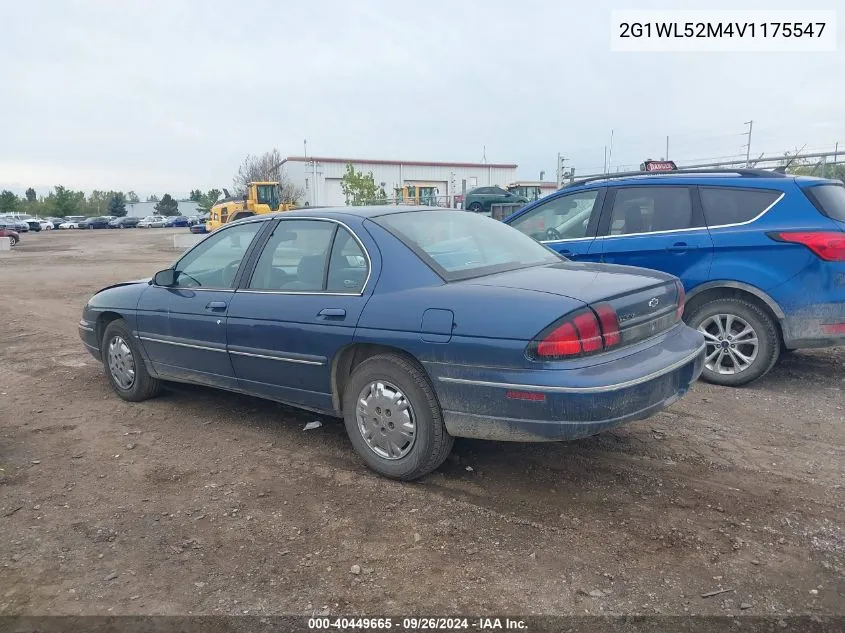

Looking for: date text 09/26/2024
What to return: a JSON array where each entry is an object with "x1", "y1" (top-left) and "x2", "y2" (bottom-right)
[{"x1": 307, "y1": 617, "x2": 527, "y2": 631}]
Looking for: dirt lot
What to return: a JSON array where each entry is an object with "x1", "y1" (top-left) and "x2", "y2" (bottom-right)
[{"x1": 1, "y1": 228, "x2": 843, "y2": 617}]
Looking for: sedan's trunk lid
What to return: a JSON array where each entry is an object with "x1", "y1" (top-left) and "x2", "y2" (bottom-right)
[{"x1": 465, "y1": 261, "x2": 683, "y2": 350}]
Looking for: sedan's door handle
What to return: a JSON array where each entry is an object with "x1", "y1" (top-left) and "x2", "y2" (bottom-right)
[
  {"x1": 559, "y1": 249, "x2": 577, "y2": 259},
  {"x1": 318, "y1": 308, "x2": 346, "y2": 319},
  {"x1": 205, "y1": 301, "x2": 227, "y2": 311}
]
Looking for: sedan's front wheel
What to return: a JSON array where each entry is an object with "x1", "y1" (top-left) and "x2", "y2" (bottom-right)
[
  {"x1": 343, "y1": 353, "x2": 453, "y2": 480},
  {"x1": 687, "y1": 298, "x2": 780, "y2": 387},
  {"x1": 101, "y1": 319, "x2": 162, "y2": 401}
]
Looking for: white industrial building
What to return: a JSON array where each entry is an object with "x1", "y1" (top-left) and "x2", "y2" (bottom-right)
[{"x1": 279, "y1": 156, "x2": 518, "y2": 207}]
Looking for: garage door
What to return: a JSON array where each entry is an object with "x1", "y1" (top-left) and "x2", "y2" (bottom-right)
[{"x1": 323, "y1": 179, "x2": 345, "y2": 207}]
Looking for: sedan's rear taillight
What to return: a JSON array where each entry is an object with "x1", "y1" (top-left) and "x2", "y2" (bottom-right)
[
  {"x1": 675, "y1": 280, "x2": 686, "y2": 321},
  {"x1": 530, "y1": 305, "x2": 622, "y2": 360},
  {"x1": 768, "y1": 231, "x2": 845, "y2": 261}
]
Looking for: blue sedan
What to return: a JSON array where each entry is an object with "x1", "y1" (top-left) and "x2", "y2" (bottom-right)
[{"x1": 78, "y1": 207, "x2": 705, "y2": 479}]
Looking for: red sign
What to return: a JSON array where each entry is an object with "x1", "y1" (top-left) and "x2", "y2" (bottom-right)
[{"x1": 642, "y1": 160, "x2": 678, "y2": 172}]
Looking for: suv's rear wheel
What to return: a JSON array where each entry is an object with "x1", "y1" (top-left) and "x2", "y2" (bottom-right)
[
  {"x1": 687, "y1": 298, "x2": 780, "y2": 386},
  {"x1": 467, "y1": 202, "x2": 482, "y2": 212}
]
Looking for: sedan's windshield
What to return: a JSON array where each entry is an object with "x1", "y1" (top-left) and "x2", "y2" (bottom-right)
[{"x1": 372, "y1": 210, "x2": 561, "y2": 281}]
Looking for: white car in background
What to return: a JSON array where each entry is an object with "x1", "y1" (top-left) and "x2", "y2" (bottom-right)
[
  {"x1": 38, "y1": 220, "x2": 53, "y2": 230},
  {"x1": 137, "y1": 215, "x2": 166, "y2": 228},
  {"x1": 58, "y1": 220, "x2": 79, "y2": 229}
]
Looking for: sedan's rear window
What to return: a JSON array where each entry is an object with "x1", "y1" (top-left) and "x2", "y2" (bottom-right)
[
  {"x1": 372, "y1": 210, "x2": 561, "y2": 281},
  {"x1": 804, "y1": 184, "x2": 845, "y2": 222}
]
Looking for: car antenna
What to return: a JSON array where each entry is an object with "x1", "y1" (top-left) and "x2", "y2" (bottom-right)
[{"x1": 777, "y1": 144, "x2": 807, "y2": 174}]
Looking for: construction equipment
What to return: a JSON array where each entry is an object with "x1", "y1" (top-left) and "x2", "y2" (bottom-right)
[
  {"x1": 394, "y1": 184, "x2": 441, "y2": 206},
  {"x1": 206, "y1": 182, "x2": 294, "y2": 231}
]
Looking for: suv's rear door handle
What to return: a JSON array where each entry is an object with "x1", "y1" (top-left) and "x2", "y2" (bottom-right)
[
  {"x1": 205, "y1": 301, "x2": 227, "y2": 311},
  {"x1": 318, "y1": 308, "x2": 346, "y2": 319}
]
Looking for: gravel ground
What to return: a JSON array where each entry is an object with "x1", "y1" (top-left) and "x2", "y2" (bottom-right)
[{"x1": 1, "y1": 228, "x2": 843, "y2": 617}]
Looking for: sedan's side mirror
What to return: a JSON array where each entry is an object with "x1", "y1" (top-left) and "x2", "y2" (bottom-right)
[{"x1": 153, "y1": 269, "x2": 177, "y2": 287}]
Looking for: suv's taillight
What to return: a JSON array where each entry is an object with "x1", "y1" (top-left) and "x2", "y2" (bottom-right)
[
  {"x1": 768, "y1": 231, "x2": 845, "y2": 262},
  {"x1": 530, "y1": 304, "x2": 622, "y2": 360}
]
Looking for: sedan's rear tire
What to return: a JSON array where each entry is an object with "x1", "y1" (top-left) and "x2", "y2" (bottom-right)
[
  {"x1": 468, "y1": 202, "x2": 482, "y2": 212},
  {"x1": 8, "y1": 235, "x2": 18, "y2": 247},
  {"x1": 342, "y1": 353, "x2": 453, "y2": 480},
  {"x1": 101, "y1": 319, "x2": 162, "y2": 402},
  {"x1": 686, "y1": 298, "x2": 780, "y2": 387}
]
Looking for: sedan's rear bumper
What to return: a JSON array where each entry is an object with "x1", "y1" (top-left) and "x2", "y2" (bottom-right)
[{"x1": 427, "y1": 325, "x2": 705, "y2": 442}]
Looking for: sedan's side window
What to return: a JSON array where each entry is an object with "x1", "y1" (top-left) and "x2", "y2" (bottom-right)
[
  {"x1": 248, "y1": 220, "x2": 336, "y2": 292},
  {"x1": 173, "y1": 222, "x2": 262, "y2": 288},
  {"x1": 508, "y1": 190, "x2": 599, "y2": 242},
  {"x1": 326, "y1": 227, "x2": 369, "y2": 293},
  {"x1": 608, "y1": 187, "x2": 694, "y2": 236}
]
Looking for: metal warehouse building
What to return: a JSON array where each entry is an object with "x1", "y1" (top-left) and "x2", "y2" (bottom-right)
[{"x1": 279, "y1": 156, "x2": 518, "y2": 207}]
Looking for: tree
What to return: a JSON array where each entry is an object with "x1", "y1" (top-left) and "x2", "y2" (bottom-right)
[
  {"x1": 0, "y1": 190, "x2": 18, "y2": 213},
  {"x1": 155, "y1": 193, "x2": 179, "y2": 216},
  {"x1": 25, "y1": 188, "x2": 36, "y2": 203},
  {"x1": 340, "y1": 163, "x2": 385, "y2": 206},
  {"x1": 147, "y1": 194, "x2": 160, "y2": 203},
  {"x1": 126, "y1": 191, "x2": 140, "y2": 204},
  {"x1": 233, "y1": 148, "x2": 303, "y2": 204},
  {"x1": 47, "y1": 185, "x2": 82, "y2": 217},
  {"x1": 189, "y1": 189, "x2": 203, "y2": 202},
  {"x1": 108, "y1": 192, "x2": 127, "y2": 217},
  {"x1": 197, "y1": 189, "x2": 221, "y2": 213}
]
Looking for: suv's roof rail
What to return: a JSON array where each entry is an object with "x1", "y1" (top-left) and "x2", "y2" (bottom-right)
[{"x1": 564, "y1": 168, "x2": 788, "y2": 189}]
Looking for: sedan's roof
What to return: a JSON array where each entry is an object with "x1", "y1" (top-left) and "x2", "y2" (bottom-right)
[{"x1": 262, "y1": 205, "x2": 451, "y2": 222}]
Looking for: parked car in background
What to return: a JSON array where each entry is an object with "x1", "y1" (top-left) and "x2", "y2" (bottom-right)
[
  {"x1": 57, "y1": 215, "x2": 86, "y2": 229},
  {"x1": 463, "y1": 186, "x2": 528, "y2": 213},
  {"x1": 137, "y1": 215, "x2": 167, "y2": 228},
  {"x1": 81, "y1": 216, "x2": 111, "y2": 229},
  {"x1": 504, "y1": 168, "x2": 845, "y2": 386},
  {"x1": 108, "y1": 216, "x2": 140, "y2": 229},
  {"x1": 79, "y1": 207, "x2": 704, "y2": 480},
  {"x1": 21, "y1": 218, "x2": 42, "y2": 232},
  {"x1": 2, "y1": 217, "x2": 30, "y2": 232},
  {"x1": 0, "y1": 222, "x2": 21, "y2": 246},
  {"x1": 189, "y1": 222, "x2": 208, "y2": 234},
  {"x1": 47, "y1": 217, "x2": 65, "y2": 229},
  {"x1": 37, "y1": 219, "x2": 53, "y2": 231},
  {"x1": 165, "y1": 215, "x2": 190, "y2": 228}
]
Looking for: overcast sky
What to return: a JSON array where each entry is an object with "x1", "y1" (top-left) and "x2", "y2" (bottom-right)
[{"x1": 1, "y1": 0, "x2": 843, "y2": 197}]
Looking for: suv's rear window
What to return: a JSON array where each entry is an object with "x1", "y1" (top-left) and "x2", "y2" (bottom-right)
[
  {"x1": 804, "y1": 184, "x2": 845, "y2": 222},
  {"x1": 699, "y1": 187, "x2": 781, "y2": 226}
]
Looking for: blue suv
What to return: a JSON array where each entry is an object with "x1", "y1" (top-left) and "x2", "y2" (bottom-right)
[{"x1": 504, "y1": 169, "x2": 845, "y2": 386}]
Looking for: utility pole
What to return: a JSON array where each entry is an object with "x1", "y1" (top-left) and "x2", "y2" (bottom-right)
[
  {"x1": 556, "y1": 153, "x2": 566, "y2": 187},
  {"x1": 603, "y1": 146, "x2": 608, "y2": 174},
  {"x1": 608, "y1": 129, "x2": 614, "y2": 173},
  {"x1": 665, "y1": 135, "x2": 669, "y2": 160},
  {"x1": 744, "y1": 120, "x2": 753, "y2": 167}
]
